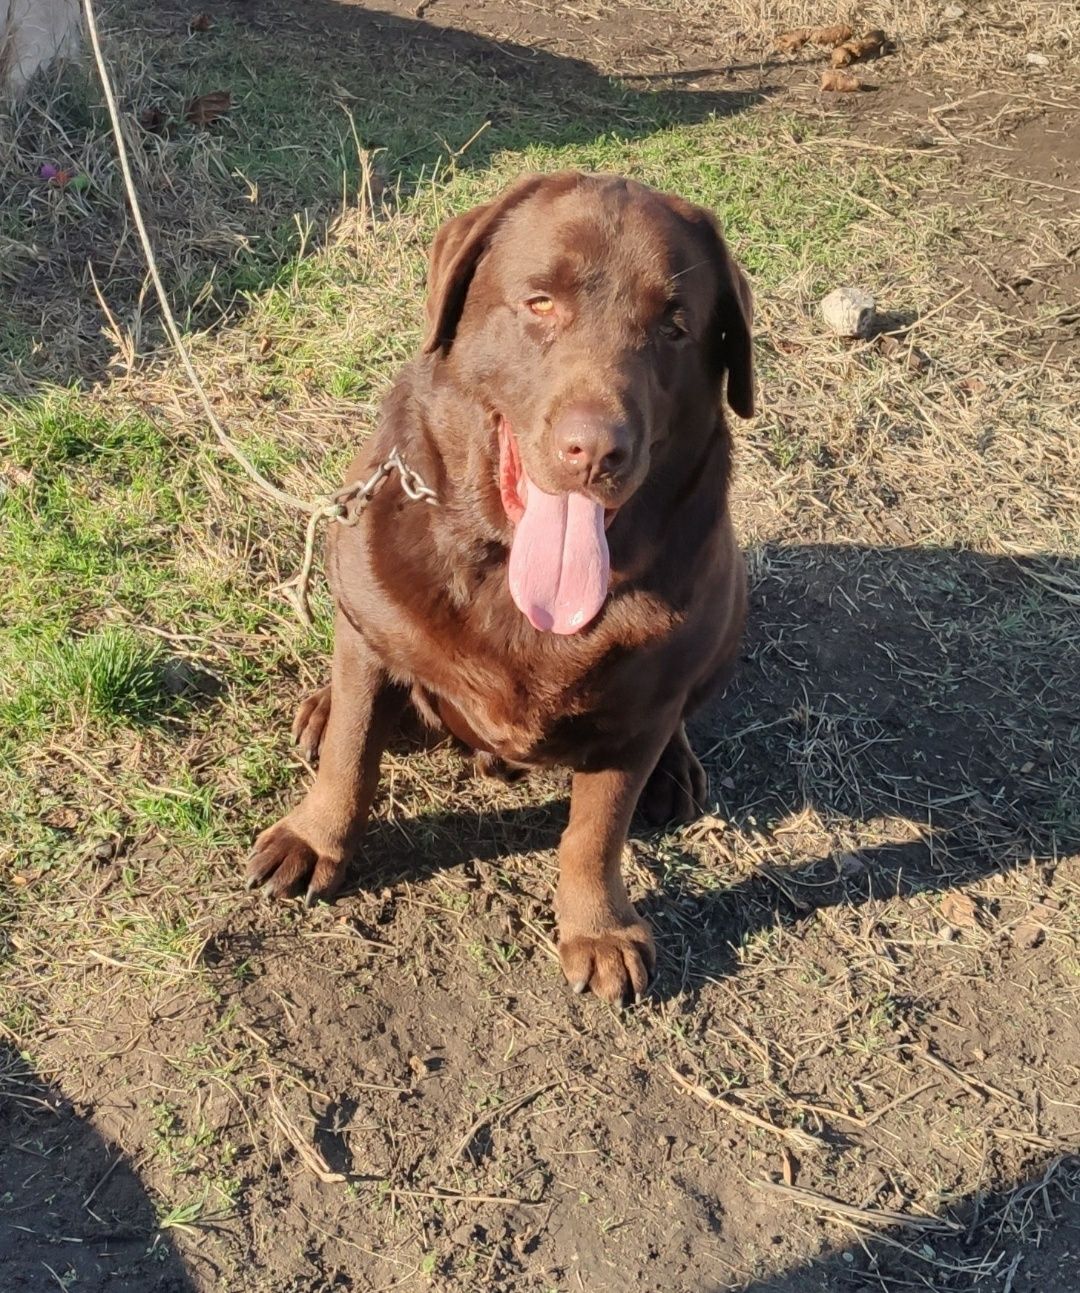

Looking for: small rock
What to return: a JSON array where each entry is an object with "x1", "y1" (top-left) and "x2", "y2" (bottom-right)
[
  {"x1": 90, "y1": 836, "x2": 124, "y2": 865},
  {"x1": 1011, "y1": 897, "x2": 1059, "y2": 950},
  {"x1": 821, "y1": 286, "x2": 877, "y2": 338},
  {"x1": 942, "y1": 4, "x2": 965, "y2": 18},
  {"x1": 838, "y1": 851, "x2": 867, "y2": 877},
  {"x1": 1026, "y1": 51, "x2": 1050, "y2": 66}
]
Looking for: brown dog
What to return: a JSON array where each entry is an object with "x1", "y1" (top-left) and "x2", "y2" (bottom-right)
[{"x1": 248, "y1": 171, "x2": 754, "y2": 1005}]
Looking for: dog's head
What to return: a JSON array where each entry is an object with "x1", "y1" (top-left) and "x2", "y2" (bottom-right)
[{"x1": 422, "y1": 171, "x2": 754, "y2": 632}]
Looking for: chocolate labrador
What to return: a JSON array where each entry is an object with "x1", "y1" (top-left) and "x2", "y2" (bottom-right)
[{"x1": 248, "y1": 171, "x2": 754, "y2": 1005}]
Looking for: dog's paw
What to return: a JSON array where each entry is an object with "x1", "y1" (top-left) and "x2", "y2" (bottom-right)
[
  {"x1": 246, "y1": 817, "x2": 345, "y2": 905},
  {"x1": 558, "y1": 917, "x2": 656, "y2": 1006},
  {"x1": 291, "y1": 685, "x2": 331, "y2": 763},
  {"x1": 639, "y1": 725, "x2": 707, "y2": 826},
  {"x1": 471, "y1": 750, "x2": 526, "y2": 783}
]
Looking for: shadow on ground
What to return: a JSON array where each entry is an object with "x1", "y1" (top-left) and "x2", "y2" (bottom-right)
[
  {"x1": 6, "y1": 1021, "x2": 1075, "y2": 1293},
  {"x1": 0, "y1": 1043, "x2": 196, "y2": 1292},
  {"x1": 4, "y1": 539, "x2": 1077, "y2": 1287},
  {"x1": 737, "y1": 1153, "x2": 1080, "y2": 1292}
]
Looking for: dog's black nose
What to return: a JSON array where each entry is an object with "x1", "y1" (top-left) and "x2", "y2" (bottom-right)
[{"x1": 552, "y1": 403, "x2": 632, "y2": 484}]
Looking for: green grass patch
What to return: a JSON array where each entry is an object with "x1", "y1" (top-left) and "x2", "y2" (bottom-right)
[{"x1": 1, "y1": 627, "x2": 172, "y2": 732}]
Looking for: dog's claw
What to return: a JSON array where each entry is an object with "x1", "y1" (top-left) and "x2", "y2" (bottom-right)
[
  {"x1": 559, "y1": 918, "x2": 656, "y2": 1005},
  {"x1": 303, "y1": 888, "x2": 319, "y2": 909},
  {"x1": 245, "y1": 871, "x2": 261, "y2": 891}
]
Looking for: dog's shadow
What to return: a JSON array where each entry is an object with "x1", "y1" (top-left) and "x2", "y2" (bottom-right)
[{"x1": 345, "y1": 541, "x2": 1079, "y2": 994}]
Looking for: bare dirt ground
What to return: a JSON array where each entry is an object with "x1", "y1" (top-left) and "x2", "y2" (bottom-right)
[{"x1": 2, "y1": 0, "x2": 1079, "y2": 1290}]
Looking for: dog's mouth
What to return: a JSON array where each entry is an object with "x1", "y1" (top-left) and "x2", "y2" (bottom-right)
[{"x1": 496, "y1": 416, "x2": 614, "y2": 635}]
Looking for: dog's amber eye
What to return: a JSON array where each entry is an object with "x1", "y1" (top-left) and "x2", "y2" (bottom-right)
[
  {"x1": 526, "y1": 296, "x2": 555, "y2": 317},
  {"x1": 659, "y1": 311, "x2": 688, "y2": 341}
]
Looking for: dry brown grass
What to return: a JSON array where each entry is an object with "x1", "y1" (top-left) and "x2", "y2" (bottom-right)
[{"x1": 657, "y1": 0, "x2": 1080, "y2": 80}]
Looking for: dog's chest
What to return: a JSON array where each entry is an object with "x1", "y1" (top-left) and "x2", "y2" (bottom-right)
[
  {"x1": 407, "y1": 634, "x2": 610, "y2": 764},
  {"x1": 396, "y1": 587, "x2": 681, "y2": 766},
  {"x1": 341, "y1": 515, "x2": 689, "y2": 762}
]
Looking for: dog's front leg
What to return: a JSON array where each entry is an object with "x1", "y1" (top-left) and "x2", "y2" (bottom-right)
[
  {"x1": 247, "y1": 611, "x2": 406, "y2": 904},
  {"x1": 555, "y1": 725, "x2": 674, "y2": 1005}
]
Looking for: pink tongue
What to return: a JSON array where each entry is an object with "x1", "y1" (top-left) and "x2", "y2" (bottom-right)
[{"x1": 508, "y1": 471, "x2": 610, "y2": 634}]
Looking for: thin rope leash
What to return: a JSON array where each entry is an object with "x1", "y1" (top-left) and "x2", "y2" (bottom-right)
[{"x1": 81, "y1": 0, "x2": 436, "y2": 625}]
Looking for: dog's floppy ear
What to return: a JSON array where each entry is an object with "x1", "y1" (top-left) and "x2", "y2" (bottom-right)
[
  {"x1": 715, "y1": 246, "x2": 755, "y2": 419},
  {"x1": 670, "y1": 198, "x2": 755, "y2": 419},
  {"x1": 423, "y1": 173, "x2": 560, "y2": 355}
]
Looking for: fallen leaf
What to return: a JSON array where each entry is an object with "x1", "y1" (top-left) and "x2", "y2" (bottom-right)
[
  {"x1": 186, "y1": 89, "x2": 232, "y2": 127},
  {"x1": 1, "y1": 464, "x2": 34, "y2": 489},
  {"x1": 409, "y1": 1054, "x2": 432, "y2": 1077},
  {"x1": 811, "y1": 23, "x2": 854, "y2": 46},
  {"x1": 773, "y1": 336, "x2": 808, "y2": 354},
  {"x1": 821, "y1": 69, "x2": 866, "y2": 92},
  {"x1": 940, "y1": 891, "x2": 982, "y2": 930},
  {"x1": 138, "y1": 105, "x2": 168, "y2": 132},
  {"x1": 781, "y1": 1146, "x2": 798, "y2": 1186},
  {"x1": 1025, "y1": 51, "x2": 1050, "y2": 67},
  {"x1": 1011, "y1": 898, "x2": 1059, "y2": 950},
  {"x1": 44, "y1": 806, "x2": 79, "y2": 830},
  {"x1": 257, "y1": 334, "x2": 273, "y2": 357},
  {"x1": 956, "y1": 375, "x2": 987, "y2": 398},
  {"x1": 876, "y1": 334, "x2": 931, "y2": 372},
  {"x1": 832, "y1": 29, "x2": 887, "y2": 65},
  {"x1": 776, "y1": 28, "x2": 811, "y2": 53},
  {"x1": 189, "y1": 12, "x2": 213, "y2": 31},
  {"x1": 12, "y1": 873, "x2": 30, "y2": 887}
]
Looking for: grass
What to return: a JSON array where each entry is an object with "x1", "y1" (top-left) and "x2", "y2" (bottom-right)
[{"x1": 1, "y1": 0, "x2": 1079, "y2": 1290}]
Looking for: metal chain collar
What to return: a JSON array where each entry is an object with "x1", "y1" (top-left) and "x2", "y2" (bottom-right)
[
  {"x1": 323, "y1": 446, "x2": 438, "y2": 527},
  {"x1": 283, "y1": 447, "x2": 437, "y2": 626}
]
